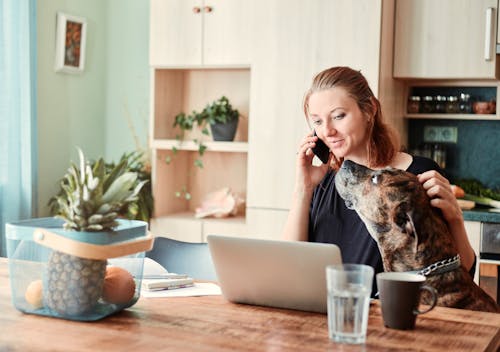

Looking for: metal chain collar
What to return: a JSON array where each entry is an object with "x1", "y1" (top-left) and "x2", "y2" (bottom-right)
[{"x1": 416, "y1": 254, "x2": 461, "y2": 277}]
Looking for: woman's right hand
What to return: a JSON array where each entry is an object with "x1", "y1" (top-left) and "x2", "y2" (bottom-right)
[{"x1": 295, "y1": 132, "x2": 331, "y2": 194}]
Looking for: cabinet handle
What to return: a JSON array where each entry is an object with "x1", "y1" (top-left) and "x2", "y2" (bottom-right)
[
  {"x1": 204, "y1": 6, "x2": 213, "y2": 13},
  {"x1": 192, "y1": 6, "x2": 201, "y2": 13},
  {"x1": 484, "y1": 7, "x2": 494, "y2": 61}
]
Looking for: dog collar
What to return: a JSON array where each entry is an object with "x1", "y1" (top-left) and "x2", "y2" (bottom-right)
[{"x1": 411, "y1": 254, "x2": 461, "y2": 277}]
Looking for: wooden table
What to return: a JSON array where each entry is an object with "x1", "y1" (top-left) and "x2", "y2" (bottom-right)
[{"x1": 1, "y1": 258, "x2": 499, "y2": 351}]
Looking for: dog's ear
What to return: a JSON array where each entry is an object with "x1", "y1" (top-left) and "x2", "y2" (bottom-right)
[{"x1": 394, "y1": 205, "x2": 419, "y2": 252}]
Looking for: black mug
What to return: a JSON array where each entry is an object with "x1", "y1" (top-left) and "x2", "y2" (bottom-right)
[{"x1": 376, "y1": 272, "x2": 438, "y2": 330}]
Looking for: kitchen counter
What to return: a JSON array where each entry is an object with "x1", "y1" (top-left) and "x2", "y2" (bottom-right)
[{"x1": 463, "y1": 208, "x2": 500, "y2": 223}]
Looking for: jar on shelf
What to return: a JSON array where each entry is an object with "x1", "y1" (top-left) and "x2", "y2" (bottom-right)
[
  {"x1": 434, "y1": 95, "x2": 446, "y2": 114},
  {"x1": 422, "y1": 143, "x2": 433, "y2": 159},
  {"x1": 445, "y1": 96, "x2": 459, "y2": 113},
  {"x1": 459, "y1": 93, "x2": 472, "y2": 114},
  {"x1": 407, "y1": 96, "x2": 421, "y2": 113},
  {"x1": 421, "y1": 96, "x2": 434, "y2": 113},
  {"x1": 432, "y1": 144, "x2": 447, "y2": 169}
]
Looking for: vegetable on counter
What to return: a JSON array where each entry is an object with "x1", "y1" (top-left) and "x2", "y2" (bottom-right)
[
  {"x1": 455, "y1": 178, "x2": 500, "y2": 209},
  {"x1": 450, "y1": 185, "x2": 465, "y2": 198}
]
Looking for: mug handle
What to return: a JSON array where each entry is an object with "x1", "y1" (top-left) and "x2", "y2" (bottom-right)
[{"x1": 414, "y1": 285, "x2": 438, "y2": 315}]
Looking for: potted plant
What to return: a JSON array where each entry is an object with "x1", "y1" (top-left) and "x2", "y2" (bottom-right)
[
  {"x1": 167, "y1": 96, "x2": 240, "y2": 199},
  {"x1": 6, "y1": 148, "x2": 154, "y2": 321}
]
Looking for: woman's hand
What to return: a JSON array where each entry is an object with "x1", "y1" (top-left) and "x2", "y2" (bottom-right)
[
  {"x1": 294, "y1": 132, "x2": 331, "y2": 194},
  {"x1": 417, "y1": 170, "x2": 463, "y2": 224},
  {"x1": 417, "y1": 170, "x2": 476, "y2": 272}
]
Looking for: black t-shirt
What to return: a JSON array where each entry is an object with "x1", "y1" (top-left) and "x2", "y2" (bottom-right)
[{"x1": 308, "y1": 156, "x2": 473, "y2": 296}]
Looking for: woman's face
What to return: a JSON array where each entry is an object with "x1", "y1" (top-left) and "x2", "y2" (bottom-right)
[{"x1": 307, "y1": 87, "x2": 371, "y2": 164}]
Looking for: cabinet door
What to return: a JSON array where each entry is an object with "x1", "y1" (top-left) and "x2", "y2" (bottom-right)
[
  {"x1": 150, "y1": 0, "x2": 202, "y2": 66},
  {"x1": 203, "y1": 0, "x2": 252, "y2": 65},
  {"x1": 464, "y1": 220, "x2": 481, "y2": 284},
  {"x1": 394, "y1": 0, "x2": 498, "y2": 79},
  {"x1": 247, "y1": 0, "x2": 382, "y2": 210}
]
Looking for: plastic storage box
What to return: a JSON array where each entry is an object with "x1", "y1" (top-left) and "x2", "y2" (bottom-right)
[{"x1": 6, "y1": 217, "x2": 154, "y2": 321}]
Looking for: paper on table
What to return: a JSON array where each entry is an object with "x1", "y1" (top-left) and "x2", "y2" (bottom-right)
[
  {"x1": 140, "y1": 258, "x2": 221, "y2": 297},
  {"x1": 140, "y1": 282, "x2": 222, "y2": 298}
]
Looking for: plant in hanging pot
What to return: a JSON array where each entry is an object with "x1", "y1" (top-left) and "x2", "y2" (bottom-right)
[{"x1": 6, "y1": 148, "x2": 154, "y2": 321}]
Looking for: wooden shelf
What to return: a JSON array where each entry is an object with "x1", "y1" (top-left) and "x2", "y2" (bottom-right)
[
  {"x1": 152, "y1": 139, "x2": 248, "y2": 152},
  {"x1": 405, "y1": 113, "x2": 498, "y2": 120}
]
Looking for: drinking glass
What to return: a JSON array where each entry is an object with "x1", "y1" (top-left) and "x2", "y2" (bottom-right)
[{"x1": 326, "y1": 264, "x2": 374, "y2": 344}]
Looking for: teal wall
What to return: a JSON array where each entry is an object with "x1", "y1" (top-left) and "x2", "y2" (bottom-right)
[
  {"x1": 104, "y1": 0, "x2": 150, "y2": 162},
  {"x1": 408, "y1": 119, "x2": 500, "y2": 189},
  {"x1": 37, "y1": 1, "x2": 149, "y2": 216}
]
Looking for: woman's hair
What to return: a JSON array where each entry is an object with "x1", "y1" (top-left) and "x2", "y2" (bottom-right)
[{"x1": 303, "y1": 66, "x2": 399, "y2": 170}]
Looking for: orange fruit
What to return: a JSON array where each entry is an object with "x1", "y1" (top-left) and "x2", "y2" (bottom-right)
[{"x1": 102, "y1": 266, "x2": 136, "y2": 304}]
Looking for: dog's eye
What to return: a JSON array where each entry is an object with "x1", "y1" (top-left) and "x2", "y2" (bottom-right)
[{"x1": 371, "y1": 175, "x2": 379, "y2": 184}]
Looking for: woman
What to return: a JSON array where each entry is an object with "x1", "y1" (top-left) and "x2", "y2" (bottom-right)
[{"x1": 282, "y1": 67, "x2": 475, "y2": 292}]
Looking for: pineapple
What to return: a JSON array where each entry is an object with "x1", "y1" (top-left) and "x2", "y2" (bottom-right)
[{"x1": 45, "y1": 149, "x2": 146, "y2": 316}]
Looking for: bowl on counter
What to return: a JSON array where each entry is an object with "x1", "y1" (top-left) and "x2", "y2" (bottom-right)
[{"x1": 472, "y1": 101, "x2": 496, "y2": 114}]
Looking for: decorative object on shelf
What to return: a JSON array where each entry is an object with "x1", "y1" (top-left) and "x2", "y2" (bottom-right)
[
  {"x1": 54, "y1": 12, "x2": 87, "y2": 74},
  {"x1": 195, "y1": 187, "x2": 245, "y2": 219},
  {"x1": 6, "y1": 149, "x2": 154, "y2": 321},
  {"x1": 472, "y1": 101, "x2": 496, "y2": 114},
  {"x1": 49, "y1": 150, "x2": 153, "y2": 223},
  {"x1": 167, "y1": 96, "x2": 240, "y2": 200}
]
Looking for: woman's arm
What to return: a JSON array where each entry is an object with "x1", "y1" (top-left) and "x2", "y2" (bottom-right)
[
  {"x1": 417, "y1": 170, "x2": 475, "y2": 271},
  {"x1": 282, "y1": 187, "x2": 314, "y2": 241},
  {"x1": 282, "y1": 132, "x2": 330, "y2": 241}
]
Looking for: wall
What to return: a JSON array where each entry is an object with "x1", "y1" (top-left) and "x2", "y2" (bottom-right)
[
  {"x1": 408, "y1": 119, "x2": 500, "y2": 189},
  {"x1": 104, "y1": 0, "x2": 150, "y2": 162},
  {"x1": 36, "y1": 1, "x2": 149, "y2": 216}
]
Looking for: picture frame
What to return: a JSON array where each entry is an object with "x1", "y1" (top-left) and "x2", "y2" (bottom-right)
[{"x1": 54, "y1": 12, "x2": 87, "y2": 74}]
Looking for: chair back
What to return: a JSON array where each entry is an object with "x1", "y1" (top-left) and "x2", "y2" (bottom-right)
[{"x1": 146, "y1": 237, "x2": 217, "y2": 281}]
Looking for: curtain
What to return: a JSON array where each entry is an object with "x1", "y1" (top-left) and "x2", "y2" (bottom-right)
[{"x1": 0, "y1": 0, "x2": 38, "y2": 257}]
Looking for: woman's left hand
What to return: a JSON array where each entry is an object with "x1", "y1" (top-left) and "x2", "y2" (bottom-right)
[{"x1": 417, "y1": 170, "x2": 463, "y2": 224}]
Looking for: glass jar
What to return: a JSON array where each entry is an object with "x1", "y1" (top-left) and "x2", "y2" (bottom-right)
[
  {"x1": 459, "y1": 93, "x2": 472, "y2": 114},
  {"x1": 407, "y1": 96, "x2": 421, "y2": 113},
  {"x1": 432, "y1": 144, "x2": 446, "y2": 169},
  {"x1": 445, "y1": 96, "x2": 459, "y2": 113},
  {"x1": 421, "y1": 96, "x2": 434, "y2": 113},
  {"x1": 434, "y1": 95, "x2": 446, "y2": 114}
]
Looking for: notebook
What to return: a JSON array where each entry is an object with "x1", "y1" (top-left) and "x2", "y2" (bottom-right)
[{"x1": 207, "y1": 235, "x2": 342, "y2": 313}]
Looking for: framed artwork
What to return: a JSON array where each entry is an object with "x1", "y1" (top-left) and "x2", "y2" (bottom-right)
[{"x1": 54, "y1": 12, "x2": 87, "y2": 74}]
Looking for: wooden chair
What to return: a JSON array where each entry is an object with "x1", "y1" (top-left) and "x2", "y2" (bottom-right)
[{"x1": 146, "y1": 237, "x2": 217, "y2": 281}]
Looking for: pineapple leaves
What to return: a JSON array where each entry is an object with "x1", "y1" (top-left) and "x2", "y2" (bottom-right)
[{"x1": 48, "y1": 149, "x2": 150, "y2": 232}]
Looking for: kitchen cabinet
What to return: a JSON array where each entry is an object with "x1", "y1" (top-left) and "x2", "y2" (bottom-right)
[
  {"x1": 149, "y1": 0, "x2": 251, "y2": 66},
  {"x1": 149, "y1": 0, "x2": 402, "y2": 242},
  {"x1": 247, "y1": 0, "x2": 400, "y2": 212},
  {"x1": 149, "y1": 68, "x2": 250, "y2": 242},
  {"x1": 394, "y1": 0, "x2": 499, "y2": 79},
  {"x1": 464, "y1": 220, "x2": 481, "y2": 284}
]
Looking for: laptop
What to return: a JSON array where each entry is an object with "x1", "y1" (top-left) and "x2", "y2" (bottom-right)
[{"x1": 207, "y1": 235, "x2": 342, "y2": 313}]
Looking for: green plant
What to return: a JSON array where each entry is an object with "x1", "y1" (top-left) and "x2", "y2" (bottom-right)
[
  {"x1": 48, "y1": 150, "x2": 153, "y2": 224},
  {"x1": 167, "y1": 96, "x2": 239, "y2": 200}
]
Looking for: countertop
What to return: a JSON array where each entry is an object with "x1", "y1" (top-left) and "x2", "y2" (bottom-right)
[{"x1": 463, "y1": 208, "x2": 500, "y2": 223}]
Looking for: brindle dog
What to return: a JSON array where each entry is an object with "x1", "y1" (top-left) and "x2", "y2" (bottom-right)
[{"x1": 335, "y1": 159, "x2": 499, "y2": 313}]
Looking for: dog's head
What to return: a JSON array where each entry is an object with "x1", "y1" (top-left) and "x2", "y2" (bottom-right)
[{"x1": 335, "y1": 160, "x2": 438, "y2": 260}]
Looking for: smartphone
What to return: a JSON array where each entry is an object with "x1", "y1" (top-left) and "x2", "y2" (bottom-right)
[{"x1": 311, "y1": 130, "x2": 330, "y2": 164}]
